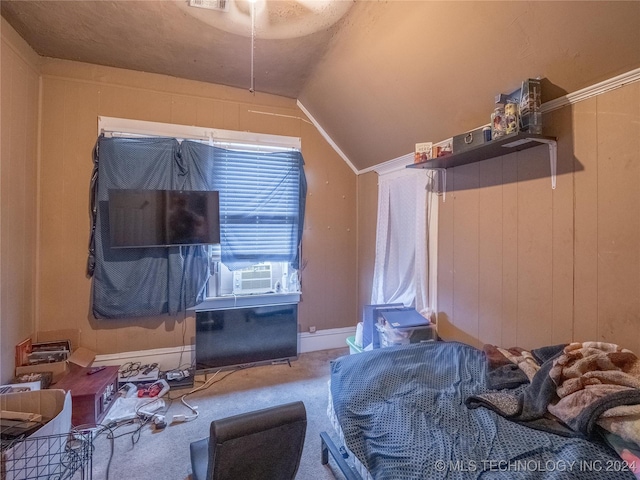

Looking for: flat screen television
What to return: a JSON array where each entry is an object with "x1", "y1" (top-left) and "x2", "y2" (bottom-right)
[
  {"x1": 195, "y1": 304, "x2": 298, "y2": 372},
  {"x1": 108, "y1": 189, "x2": 220, "y2": 248}
]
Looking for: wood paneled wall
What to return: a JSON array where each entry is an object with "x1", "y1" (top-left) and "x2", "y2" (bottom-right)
[
  {"x1": 0, "y1": 19, "x2": 41, "y2": 382},
  {"x1": 35, "y1": 58, "x2": 356, "y2": 356},
  {"x1": 437, "y1": 81, "x2": 640, "y2": 352}
]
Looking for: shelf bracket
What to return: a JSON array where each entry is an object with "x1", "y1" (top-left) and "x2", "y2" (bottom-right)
[
  {"x1": 530, "y1": 138, "x2": 557, "y2": 189},
  {"x1": 427, "y1": 168, "x2": 447, "y2": 202}
]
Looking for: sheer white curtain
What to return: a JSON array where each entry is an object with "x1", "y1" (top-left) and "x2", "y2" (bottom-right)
[{"x1": 371, "y1": 169, "x2": 437, "y2": 317}]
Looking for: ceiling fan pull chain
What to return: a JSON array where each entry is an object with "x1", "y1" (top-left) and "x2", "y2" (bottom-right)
[{"x1": 249, "y1": 0, "x2": 255, "y2": 93}]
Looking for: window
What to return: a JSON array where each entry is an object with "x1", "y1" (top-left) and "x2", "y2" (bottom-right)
[
  {"x1": 210, "y1": 145, "x2": 304, "y2": 271},
  {"x1": 97, "y1": 117, "x2": 305, "y2": 303}
]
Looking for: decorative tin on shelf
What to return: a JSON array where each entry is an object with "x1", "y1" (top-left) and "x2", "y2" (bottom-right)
[{"x1": 452, "y1": 127, "x2": 488, "y2": 154}]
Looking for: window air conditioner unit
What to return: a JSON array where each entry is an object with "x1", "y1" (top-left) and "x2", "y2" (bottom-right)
[{"x1": 232, "y1": 264, "x2": 273, "y2": 294}]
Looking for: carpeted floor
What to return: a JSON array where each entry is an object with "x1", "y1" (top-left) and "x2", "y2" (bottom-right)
[{"x1": 90, "y1": 347, "x2": 351, "y2": 480}]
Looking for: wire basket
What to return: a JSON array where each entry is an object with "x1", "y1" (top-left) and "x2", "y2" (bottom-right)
[{"x1": 1, "y1": 429, "x2": 93, "y2": 480}]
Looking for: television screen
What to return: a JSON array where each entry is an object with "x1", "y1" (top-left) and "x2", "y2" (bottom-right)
[
  {"x1": 195, "y1": 304, "x2": 298, "y2": 372},
  {"x1": 108, "y1": 189, "x2": 220, "y2": 248}
]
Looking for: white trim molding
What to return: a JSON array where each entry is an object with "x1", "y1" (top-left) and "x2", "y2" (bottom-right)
[
  {"x1": 364, "y1": 68, "x2": 640, "y2": 175},
  {"x1": 98, "y1": 116, "x2": 301, "y2": 150},
  {"x1": 297, "y1": 67, "x2": 640, "y2": 176},
  {"x1": 93, "y1": 345, "x2": 194, "y2": 371},
  {"x1": 92, "y1": 327, "x2": 353, "y2": 371},
  {"x1": 299, "y1": 326, "x2": 355, "y2": 353},
  {"x1": 366, "y1": 152, "x2": 414, "y2": 177},
  {"x1": 296, "y1": 100, "x2": 359, "y2": 175},
  {"x1": 541, "y1": 67, "x2": 640, "y2": 113}
]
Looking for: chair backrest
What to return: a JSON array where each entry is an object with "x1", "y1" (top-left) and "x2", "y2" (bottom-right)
[{"x1": 207, "y1": 401, "x2": 307, "y2": 480}]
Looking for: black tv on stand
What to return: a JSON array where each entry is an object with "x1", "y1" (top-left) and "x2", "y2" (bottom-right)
[{"x1": 195, "y1": 304, "x2": 298, "y2": 373}]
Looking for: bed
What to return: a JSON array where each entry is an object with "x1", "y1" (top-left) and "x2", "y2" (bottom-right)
[{"x1": 322, "y1": 341, "x2": 638, "y2": 479}]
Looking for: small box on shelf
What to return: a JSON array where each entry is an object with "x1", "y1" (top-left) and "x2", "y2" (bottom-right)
[
  {"x1": 431, "y1": 138, "x2": 453, "y2": 158},
  {"x1": 519, "y1": 78, "x2": 542, "y2": 134},
  {"x1": 414, "y1": 142, "x2": 433, "y2": 163},
  {"x1": 452, "y1": 126, "x2": 490, "y2": 154},
  {"x1": 495, "y1": 78, "x2": 542, "y2": 135}
]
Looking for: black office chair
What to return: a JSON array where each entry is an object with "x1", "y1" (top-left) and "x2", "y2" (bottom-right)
[{"x1": 190, "y1": 401, "x2": 307, "y2": 480}]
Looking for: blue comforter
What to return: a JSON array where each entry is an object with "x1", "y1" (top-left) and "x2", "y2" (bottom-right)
[{"x1": 330, "y1": 341, "x2": 634, "y2": 479}]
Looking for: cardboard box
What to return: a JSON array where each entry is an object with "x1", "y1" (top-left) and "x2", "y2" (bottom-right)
[
  {"x1": 15, "y1": 330, "x2": 96, "y2": 383},
  {"x1": 1, "y1": 389, "x2": 72, "y2": 479},
  {"x1": 0, "y1": 389, "x2": 71, "y2": 437}
]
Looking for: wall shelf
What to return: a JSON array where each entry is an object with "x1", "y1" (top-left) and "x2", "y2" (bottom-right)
[{"x1": 407, "y1": 132, "x2": 557, "y2": 189}]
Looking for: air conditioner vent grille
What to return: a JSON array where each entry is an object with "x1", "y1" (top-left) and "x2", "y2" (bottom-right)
[{"x1": 233, "y1": 265, "x2": 272, "y2": 294}]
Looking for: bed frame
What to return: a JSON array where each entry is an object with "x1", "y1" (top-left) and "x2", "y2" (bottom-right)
[{"x1": 320, "y1": 431, "x2": 362, "y2": 480}]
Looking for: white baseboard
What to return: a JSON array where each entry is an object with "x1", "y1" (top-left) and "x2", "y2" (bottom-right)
[
  {"x1": 92, "y1": 326, "x2": 355, "y2": 370},
  {"x1": 298, "y1": 326, "x2": 355, "y2": 353},
  {"x1": 92, "y1": 345, "x2": 194, "y2": 371}
]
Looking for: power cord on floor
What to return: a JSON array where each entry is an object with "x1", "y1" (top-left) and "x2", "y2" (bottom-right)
[
  {"x1": 168, "y1": 368, "x2": 243, "y2": 423},
  {"x1": 72, "y1": 423, "x2": 115, "y2": 480},
  {"x1": 77, "y1": 410, "x2": 164, "y2": 480}
]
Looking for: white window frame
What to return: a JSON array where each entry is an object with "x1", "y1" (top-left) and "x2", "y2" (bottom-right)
[
  {"x1": 97, "y1": 117, "x2": 302, "y2": 309},
  {"x1": 98, "y1": 117, "x2": 301, "y2": 150}
]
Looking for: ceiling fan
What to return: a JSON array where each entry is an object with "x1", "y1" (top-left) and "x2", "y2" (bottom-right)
[{"x1": 179, "y1": 0, "x2": 353, "y2": 39}]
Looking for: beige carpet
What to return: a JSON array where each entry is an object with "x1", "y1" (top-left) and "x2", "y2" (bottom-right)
[{"x1": 90, "y1": 347, "x2": 351, "y2": 480}]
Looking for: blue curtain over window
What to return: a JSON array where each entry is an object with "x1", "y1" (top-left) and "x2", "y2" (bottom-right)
[
  {"x1": 89, "y1": 137, "x2": 210, "y2": 319},
  {"x1": 88, "y1": 137, "x2": 306, "y2": 318}
]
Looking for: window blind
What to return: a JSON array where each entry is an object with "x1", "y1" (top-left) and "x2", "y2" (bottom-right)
[{"x1": 211, "y1": 146, "x2": 305, "y2": 271}]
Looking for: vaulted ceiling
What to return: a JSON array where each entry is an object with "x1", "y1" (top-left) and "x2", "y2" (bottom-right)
[{"x1": 2, "y1": 1, "x2": 639, "y2": 171}]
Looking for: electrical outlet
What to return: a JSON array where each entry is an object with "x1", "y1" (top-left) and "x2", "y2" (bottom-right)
[{"x1": 309, "y1": 326, "x2": 316, "y2": 333}]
